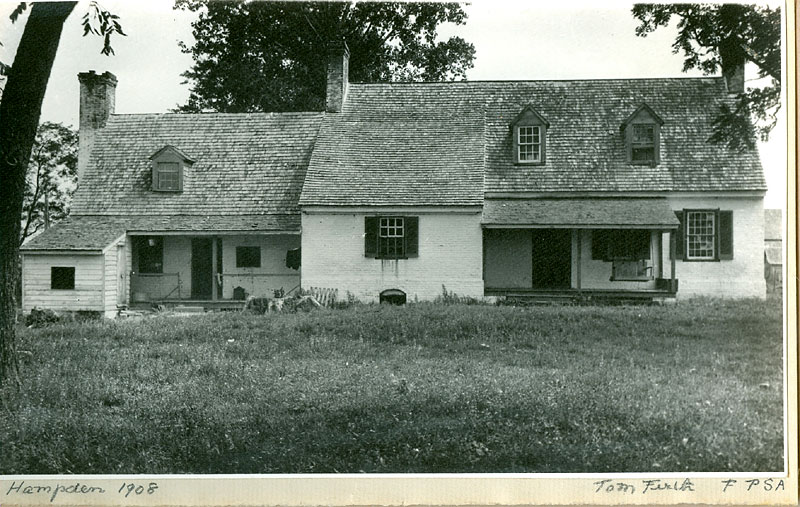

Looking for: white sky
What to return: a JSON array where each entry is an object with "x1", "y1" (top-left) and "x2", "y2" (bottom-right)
[{"x1": 0, "y1": 0, "x2": 787, "y2": 208}]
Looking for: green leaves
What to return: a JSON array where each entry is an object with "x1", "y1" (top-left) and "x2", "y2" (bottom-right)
[
  {"x1": 631, "y1": 3, "x2": 781, "y2": 150},
  {"x1": 175, "y1": 1, "x2": 475, "y2": 113},
  {"x1": 80, "y1": 1, "x2": 126, "y2": 56}
]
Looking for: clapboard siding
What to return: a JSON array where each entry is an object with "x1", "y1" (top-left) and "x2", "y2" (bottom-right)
[{"x1": 22, "y1": 254, "x2": 105, "y2": 311}]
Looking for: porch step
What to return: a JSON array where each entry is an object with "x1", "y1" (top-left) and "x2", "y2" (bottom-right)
[{"x1": 500, "y1": 290, "x2": 674, "y2": 306}]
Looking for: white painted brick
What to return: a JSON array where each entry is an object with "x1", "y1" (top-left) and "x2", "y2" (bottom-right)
[{"x1": 301, "y1": 211, "x2": 484, "y2": 302}]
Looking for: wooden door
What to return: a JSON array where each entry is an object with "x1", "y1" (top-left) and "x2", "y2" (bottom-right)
[
  {"x1": 191, "y1": 238, "x2": 213, "y2": 300},
  {"x1": 531, "y1": 229, "x2": 571, "y2": 289}
]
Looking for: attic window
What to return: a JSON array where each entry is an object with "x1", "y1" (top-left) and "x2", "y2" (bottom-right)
[
  {"x1": 631, "y1": 124, "x2": 656, "y2": 163},
  {"x1": 155, "y1": 162, "x2": 180, "y2": 191},
  {"x1": 149, "y1": 145, "x2": 194, "y2": 192},
  {"x1": 622, "y1": 104, "x2": 663, "y2": 166},
  {"x1": 512, "y1": 105, "x2": 548, "y2": 165}
]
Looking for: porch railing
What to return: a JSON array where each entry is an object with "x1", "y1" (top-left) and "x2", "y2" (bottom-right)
[{"x1": 130, "y1": 272, "x2": 182, "y2": 302}]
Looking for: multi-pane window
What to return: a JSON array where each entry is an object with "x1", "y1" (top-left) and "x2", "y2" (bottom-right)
[
  {"x1": 155, "y1": 162, "x2": 180, "y2": 191},
  {"x1": 379, "y1": 217, "x2": 405, "y2": 258},
  {"x1": 686, "y1": 211, "x2": 716, "y2": 260},
  {"x1": 517, "y1": 126, "x2": 541, "y2": 163},
  {"x1": 631, "y1": 124, "x2": 656, "y2": 163}
]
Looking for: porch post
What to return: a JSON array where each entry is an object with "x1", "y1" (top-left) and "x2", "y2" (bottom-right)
[
  {"x1": 211, "y1": 237, "x2": 218, "y2": 301},
  {"x1": 576, "y1": 229, "x2": 582, "y2": 293},
  {"x1": 669, "y1": 230, "x2": 677, "y2": 286}
]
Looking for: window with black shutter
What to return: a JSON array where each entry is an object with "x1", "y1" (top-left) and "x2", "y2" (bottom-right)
[
  {"x1": 364, "y1": 216, "x2": 419, "y2": 259},
  {"x1": 677, "y1": 209, "x2": 734, "y2": 261}
]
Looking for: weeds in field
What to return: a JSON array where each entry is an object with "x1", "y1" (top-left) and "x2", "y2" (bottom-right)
[{"x1": 0, "y1": 298, "x2": 784, "y2": 474}]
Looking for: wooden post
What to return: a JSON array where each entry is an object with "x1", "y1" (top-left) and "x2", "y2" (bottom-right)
[
  {"x1": 670, "y1": 230, "x2": 677, "y2": 290},
  {"x1": 576, "y1": 229, "x2": 582, "y2": 293},
  {"x1": 657, "y1": 231, "x2": 663, "y2": 279},
  {"x1": 211, "y1": 237, "x2": 218, "y2": 301}
]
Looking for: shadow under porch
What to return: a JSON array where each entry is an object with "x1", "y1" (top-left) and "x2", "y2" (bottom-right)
[
  {"x1": 482, "y1": 227, "x2": 679, "y2": 303},
  {"x1": 126, "y1": 233, "x2": 300, "y2": 309}
]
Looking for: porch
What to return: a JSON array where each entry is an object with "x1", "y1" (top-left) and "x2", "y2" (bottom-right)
[
  {"x1": 125, "y1": 232, "x2": 301, "y2": 307},
  {"x1": 482, "y1": 198, "x2": 680, "y2": 301}
]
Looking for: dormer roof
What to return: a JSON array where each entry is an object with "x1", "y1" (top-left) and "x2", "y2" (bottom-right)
[{"x1": 148, "y1": 144, "x2": 196, "y2": 164}]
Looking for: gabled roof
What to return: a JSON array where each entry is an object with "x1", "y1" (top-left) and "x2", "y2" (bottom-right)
[
  {"x1": 301, "y1": 78, "x2": 764, "y2": 202},
  {"x1": 71, "y1": 112, "x2": 324, "y2": 216},
  {"x1": 149, "y1": 144, "x2": 196, "y2": 163},
  {"x1": 621, "y1": 103, "x2": 664, "y2": 128},
  {"x1": 512, "y1": 104, "x2": 550, "y2": 127}
]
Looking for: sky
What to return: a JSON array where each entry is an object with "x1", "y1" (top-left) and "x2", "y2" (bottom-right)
[{"x1": 0, "y1": 0, "x2": 788, "y2": 208}]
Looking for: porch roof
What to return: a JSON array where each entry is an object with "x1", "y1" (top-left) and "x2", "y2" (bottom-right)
[
  {"x1": 21, "y1": 214, "x2": 300, "y2": 252},
  {"x1": 482, "y1": 198, "x2": 679, "y2": 229}
]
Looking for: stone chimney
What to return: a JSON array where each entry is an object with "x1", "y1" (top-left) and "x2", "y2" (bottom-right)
[
  {"x1": 326, "y1": 40, "x2": 349, "y2": 113},
  {"x1": 78, "y1": 71, "x2": 117, "y2": 180}
]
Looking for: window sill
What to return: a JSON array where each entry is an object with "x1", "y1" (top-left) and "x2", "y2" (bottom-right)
[
  {"x1": 683, "y1": 258, "x2": 720, "y2": 263},
  {"x1": 514, "y1": 161, "x2": 545, "y2": 166},
  {"x1": 610, "y1": 277, "x2": 653, "y2": 282}
]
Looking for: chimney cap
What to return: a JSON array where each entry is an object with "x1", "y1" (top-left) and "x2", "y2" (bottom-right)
[{"x1": 78, "y1": 70, "x2": 118, "y2": 86}]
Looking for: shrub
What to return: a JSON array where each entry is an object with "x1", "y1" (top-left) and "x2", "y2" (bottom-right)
[
  {"x1": 434, "y1": 285, "x2": 484, "y2": 306},
  {"x1": 25, "y1": 307, "x2": 60, "y2": 328}
]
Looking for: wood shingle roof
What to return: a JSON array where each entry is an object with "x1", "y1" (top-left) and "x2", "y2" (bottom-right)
[
  {"x1": 71, "y1": 112, "x2": 324, "y2": 216},
  {"x1": 301, "y1": 77, "x2": 765, "y2": 206}
]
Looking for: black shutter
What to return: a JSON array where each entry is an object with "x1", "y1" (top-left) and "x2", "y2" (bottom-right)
[
  {"x1": 364, "y1": 217, "x2": 378, "y2": 258},
  {"x1": 719, "y1": 210, "x2": 733, "y2": 260},
  {"x1": 405, "y1": 217, "x2": 419, "y2": 257},
  {"x1": 672, "y1": 211, "x2": 684, "y2": 260}
]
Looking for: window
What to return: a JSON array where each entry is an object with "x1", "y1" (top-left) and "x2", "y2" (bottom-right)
[
  {"x1": 686, "y1": 211, "x2": 716, "y2": 260},
  {"x1": 631, "y1": 124, "x2": 655, "y2": 163},
  {"x1": 673, "y1": 210, "x2": 734, "y2": 261},
  {"x1": 511, "y1": 105, "x2": 548, "y2": 164},
  {"x1": 236, "y1": 246, "x2": 261, "y2": 268},
  {"x1": 517, "y1": 126, "x2": 541, "y2": 163},
  {"x1": 149, "y1": 145, "x2": 193, "y2": 192},
  {"x1": 155, "y1": 162, "x2": 180, "y2": 191},
  {"x1": 379, "y1": 217, "x2": 405, "y2": 258},
  {"x1": 364, "y1": 216, "x2": 419, "y2": 259},
  {"x1": 622, "y1": 104, "x2": 663, "y2": 165},
  {"x1": 135, "y1": 236, "x2": 163, "y2": 273},
  {"x1": 51, "y1": 267, "x2": 75, "y2": 290}
]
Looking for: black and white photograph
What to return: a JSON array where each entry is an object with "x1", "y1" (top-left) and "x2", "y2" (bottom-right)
[{"x1": 0, "y1": 0, "x2": 793, "y2": 504}]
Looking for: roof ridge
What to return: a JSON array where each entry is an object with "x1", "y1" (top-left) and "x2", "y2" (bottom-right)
[
  {"x1": 349, "y1": 76, "x2": 721, "y2": 85},
  {"x1": 108, "y1": 111, "x2": 326, "y2": 118}
]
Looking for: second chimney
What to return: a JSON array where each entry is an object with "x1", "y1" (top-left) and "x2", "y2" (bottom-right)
[
  {"x1": 78, "y1": 71, "x2": 117, "y2": 180},
  {"x1": 326, "y1": 41, "x2": 349, "y2": 113}
]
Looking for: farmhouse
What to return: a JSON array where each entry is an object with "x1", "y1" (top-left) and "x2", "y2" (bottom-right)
[{"x1": 20, "y1": 42, "x2": 767, "y2": 316}]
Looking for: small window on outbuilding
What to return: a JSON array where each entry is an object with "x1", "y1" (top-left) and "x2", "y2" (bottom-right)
[
  {"x1": 149, "y1": 145, "x2": 195, "y2": 192},
  {"x1": 621, "y1": 104, "x2": 663, "y2": 165},
  {"x1": 236, "y1": 246, "x2": 261, "y2": 268},
  {"x1": 511, "y1": 105, "x2": 549, "y2": 165},
  {"x1": 51, "y1": 266, "x2": 75, "y2": 290}
]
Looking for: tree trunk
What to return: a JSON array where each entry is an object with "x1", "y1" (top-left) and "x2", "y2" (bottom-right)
[{"x1": 0, "y1": 2, "x2": 76, "y2": 387}]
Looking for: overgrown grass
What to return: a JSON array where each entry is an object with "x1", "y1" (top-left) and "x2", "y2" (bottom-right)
[{"x1": 0, "y1": 298, "x2": 784, "y2": 474}]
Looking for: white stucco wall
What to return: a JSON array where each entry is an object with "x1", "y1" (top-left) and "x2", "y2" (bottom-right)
[
  {"x1": 301, "y1": 210, "x2": 484, "y2": 302},
  {"x1": 665, "y1": 196, "x2": 765, "y2": 299},
  {"x1": 220, "y1": 234, "x2": 300, "y2": 299}
]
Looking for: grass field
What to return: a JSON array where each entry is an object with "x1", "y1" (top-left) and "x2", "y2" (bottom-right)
[{"x1": 0, "y1": 298, "x2": 784, "y2": 474}]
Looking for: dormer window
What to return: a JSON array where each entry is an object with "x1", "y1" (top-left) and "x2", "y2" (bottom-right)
[
  {"x1": 622, "y1": 104, "x2": 663, "y2": 165},
  {"x1": 149, "y1": 145, "x2": 194, "y2": 192},
  {"x1": 512, "y1": 105, "x2": 549, "y2": 165}
]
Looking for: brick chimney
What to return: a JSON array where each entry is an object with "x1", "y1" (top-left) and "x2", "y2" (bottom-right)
[
  {"x1": 720, "y1": 49, "x2": 745, "y2": 95},
  {"x1": 78, "y1": 71, "x2": 117, "y2": 180},
  {"x1": 326, "y1": 41, "x2": 349, "y2": 113}
]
